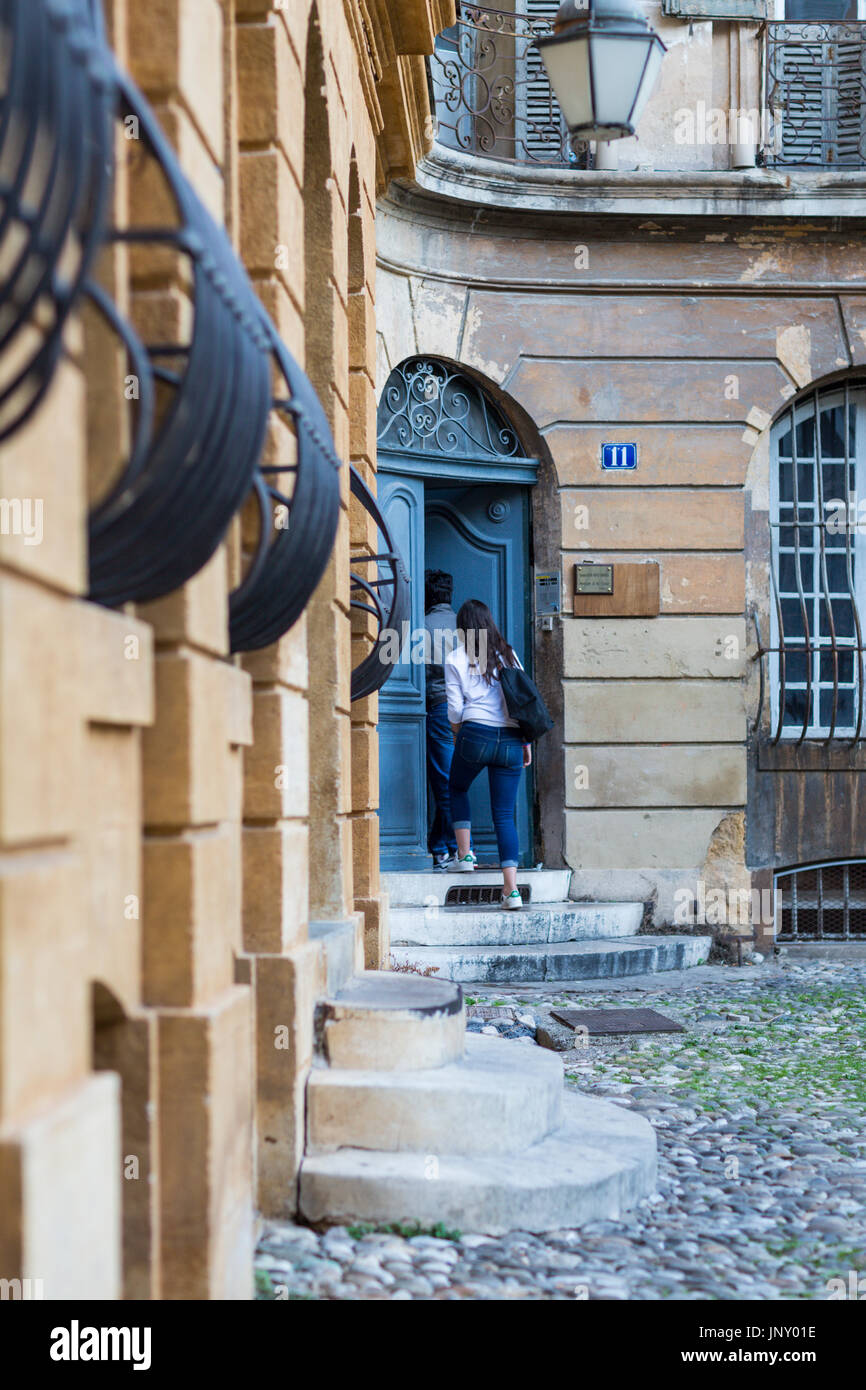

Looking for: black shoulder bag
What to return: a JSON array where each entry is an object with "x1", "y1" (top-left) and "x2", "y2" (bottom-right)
[{"x1": 498, "y1": 662, "x2": 554, "y2": 741}]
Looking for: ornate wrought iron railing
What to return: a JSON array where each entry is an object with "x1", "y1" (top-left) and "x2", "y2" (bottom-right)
[
  {"x1": 761, "y1": 21, "x2": 866, "y2": 167},
  {"x1": 751, "y1": 381, "x2": 866, "y2": 746},
  {"x1": 430, "y1": 2, "x2": 583, "y2": 167},
  {"x1": 349, "y1": 465, "x2": 410, "y2": 701},
  {"x1": 0, "y1": 0, "x2": 113, "y2": 442}
]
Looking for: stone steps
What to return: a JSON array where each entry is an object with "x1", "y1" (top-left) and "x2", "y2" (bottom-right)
[
  {"x1": 390, "y1": 900, "x2": 642, "y2": 947},
  {"x1": 317, "y1": 971, "x2": 464, "y2": 1071},
  {"x1": 383, "y1": 867, "x2": 571, "y2": 907},
  {"x1": 389, "y1": 935, "x2": 713, "y2": 984},
  {"x1": 299, "y1": 1088, "x2": 657, "y2": 1236},
  {"x1": 307, "y1": 1033, "x2": 562, "y2": 1157}
]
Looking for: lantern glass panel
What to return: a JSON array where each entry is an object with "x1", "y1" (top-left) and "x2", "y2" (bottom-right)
[
  {"x1": 589, "y1": 35, "x2": 654, "y2": 128},
  {"x1": 539, "y1": 36, "x2": 593, "y2": 130}
]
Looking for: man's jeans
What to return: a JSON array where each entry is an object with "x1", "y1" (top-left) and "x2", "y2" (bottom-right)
[
  {"x1": 448, "y1": 721, "x2": 524, "y2": 868},
  {"x1": 426, "y1": 700, "x2": 457, "y2": 857}
]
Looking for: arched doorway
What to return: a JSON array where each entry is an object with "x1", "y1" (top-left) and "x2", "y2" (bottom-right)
[{"x1": 376, "y1": 357, "x2": 540, "y2": 870}]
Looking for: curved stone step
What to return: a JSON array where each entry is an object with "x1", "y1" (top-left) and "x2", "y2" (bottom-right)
[
  {"x1": 391, "y1": 901, "x2": 642, "y2": 947},
  {"x1": 317, "y1": 970, "x2": 464, "y2": 1071},
  {"x1": 307, "y1": 1033, "x2": 562, "y2": 1158},
  {"x1": 299, "y1": 1089, "x2": 657, "y2": 1236},
  {"x1": 382, "y1": 868, "x2": 571, "y2": 907},
  {"x1": 389, "y1": 935, "x2": 712, "y2": 984}
]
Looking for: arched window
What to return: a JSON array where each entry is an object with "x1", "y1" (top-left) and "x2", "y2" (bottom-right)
[
  {"x1": 377, "y1": 357, "x2": 529, "y2": 467},
  {"x1": 769, "y1": 380, "x2": 866, "y2": 741}
]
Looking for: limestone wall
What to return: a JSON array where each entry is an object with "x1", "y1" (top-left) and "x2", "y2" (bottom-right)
[{"x1": 0, "y1": 0, "x2": 446, "y2": 1302}]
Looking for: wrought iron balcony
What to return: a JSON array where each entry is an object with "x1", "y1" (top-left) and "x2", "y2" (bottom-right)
[
  {"x1": 762, "y1": 21, "x2": 866, "y2": 168},
  {"x1": 430, "y1": 2, "x2": 582, "y2": 168}
]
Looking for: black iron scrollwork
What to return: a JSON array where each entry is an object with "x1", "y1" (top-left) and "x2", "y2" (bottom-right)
[
  {"x1": 86, "y1": 61, "x2": 273, "y2": 607},
  {"x1": 1, "y1": 0, "x2": 343, "y2": 641},
  {"x1": 349, "y1": 465, "x2": 410, "y2": 701},
  {"x1": 430, "y1": 3, "x2": 583, "y2": 168},
  {"x1": 228, "y1": 333, "x2": 341, "y2": 652},
  {"x1": 377, "y1": 358, "x2": 526, "y2": 461},
  {"x1": 0, "y1": 0, "x2": 114, "y2": 442}
]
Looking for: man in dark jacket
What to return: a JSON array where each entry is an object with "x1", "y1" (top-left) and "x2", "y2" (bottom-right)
[{"x1": 424, "y1": 569, "x2": 459, "y2": 868}]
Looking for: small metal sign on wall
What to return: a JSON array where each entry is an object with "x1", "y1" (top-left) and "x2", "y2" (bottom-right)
[
  {"x1": 601, "y1": 442, "x2": 637, "y2": 471},
  {"x1": 575, "y1": 563, "x2": 614, "y2": 595}
]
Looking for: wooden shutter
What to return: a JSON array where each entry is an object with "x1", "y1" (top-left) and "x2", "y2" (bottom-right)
[
  {"x1": 518, "y1": 0, "x2": 567, "y2": 161},
  {"x1": 773, "y1": 32, "x2": 866, "y2": 164},
  {"x1": 832, "y1": 39, "x2": 866, "y2": 165}
]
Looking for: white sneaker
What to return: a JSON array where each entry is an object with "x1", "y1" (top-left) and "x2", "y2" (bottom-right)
[
  {"x1": 453, "y1": 853, "x2": 476, "y2": 873},
  {"x1": 501, "y1": 890, "x2": 522, "y2": 910}
]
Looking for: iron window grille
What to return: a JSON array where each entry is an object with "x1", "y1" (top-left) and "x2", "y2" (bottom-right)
[
  {"x1": 228, "y1": 334, "x2": 342, "y2": 653},
  {"x1": 430, "y1": 2, "x2": 587, "y2": 168},
  {"x1": 752, "y1": 380, "x2": 866, "y2": 745},
  {"x1": 349, "y1": 464, "x2": 410, "y2": 701},
  {"x1": 775, "y1": 858, "x2": 866, "y2": 938},
  {"x1": 0, "y1": 0, "x2": 113, "y2": 442},
  {"x1": 761, "y1": 21, "x2": 866, "y2": 167},
  {"x1": 87, "y1": 50, "x2": 338, "y2": 631},
  {"x1": 85, "y1": 54, "x2": 275, "y2": 608}
]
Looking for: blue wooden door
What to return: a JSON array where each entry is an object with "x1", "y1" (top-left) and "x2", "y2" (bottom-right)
[
  {"x1": 377, "y1": 471, "x2": 533, "y2": 870},
  {"x1": 376, "y1": 472, "x2": 429, "y2": 868},
  {"x1": 425, "y1": 483, "x2": 533, "y2": 867}
]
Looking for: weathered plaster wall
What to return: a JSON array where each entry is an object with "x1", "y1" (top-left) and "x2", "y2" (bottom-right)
[{"x1": 376, "y1": 189, "x2": 866, "y2": 923}]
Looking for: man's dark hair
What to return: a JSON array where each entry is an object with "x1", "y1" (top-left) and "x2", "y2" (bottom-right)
[{"x1": 425, "y1": 569, "x2": 453, "y2": 610}]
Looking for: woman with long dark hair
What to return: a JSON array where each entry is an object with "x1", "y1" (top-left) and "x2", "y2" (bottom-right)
[{"x1": 444, "y1": 598, "x2": 531, "y2": 908}]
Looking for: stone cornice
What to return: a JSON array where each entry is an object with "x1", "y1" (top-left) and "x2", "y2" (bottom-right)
[
  {"x1": 412, "y1": 142, "x2": 866, "y2": 220},
  {"x1": 346, "y1": 1, "x2": 456, "y2": 191}
]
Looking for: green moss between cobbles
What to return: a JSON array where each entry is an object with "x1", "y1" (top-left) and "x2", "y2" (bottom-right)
[{"x1": 564, "y1": 987, "x2": 866, "y2": 1116}]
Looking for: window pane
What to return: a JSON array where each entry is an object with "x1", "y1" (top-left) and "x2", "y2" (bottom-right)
[
  {"x1": 784, "y1": 687, "x2": 810, "y2": 727},
  {"x1": 820, "y1": 686, "x2": 854, "y2": 729}
]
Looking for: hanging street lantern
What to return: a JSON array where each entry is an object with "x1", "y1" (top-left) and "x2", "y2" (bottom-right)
[{"x1": 536, "y1": 0, "x2": 667, "y2": 143}]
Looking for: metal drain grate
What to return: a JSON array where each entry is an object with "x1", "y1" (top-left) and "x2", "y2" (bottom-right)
[
  {"x1": 551, "y1": 1008, "x2": 685, "y2": 1036},
  {"x1": 776, "y1": 859, "x2": 866, "y2": 940},
  {"x1": 445, "y1": 884, "x2": 531, "y2": 906}
]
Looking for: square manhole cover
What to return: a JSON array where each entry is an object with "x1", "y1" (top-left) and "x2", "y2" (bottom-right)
[
  {"x1": 551, "y1": 1008, "x2": 684, "y2": 1036},
  {"x1": 467, "y1": 1005, "x2": 516, "y2": 1021}
]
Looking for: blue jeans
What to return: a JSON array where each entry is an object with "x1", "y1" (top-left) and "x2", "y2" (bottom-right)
[
  {"x1": 448, "y1": 721, "x2": 524, "y2": 868},
  {"x1": 426, "y1": 700, "x2": 457, "y2": 856}
]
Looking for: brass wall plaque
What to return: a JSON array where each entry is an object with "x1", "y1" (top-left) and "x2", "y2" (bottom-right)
[{"x1": 575, "y1": 563, "x2": 613, "y2": 595}]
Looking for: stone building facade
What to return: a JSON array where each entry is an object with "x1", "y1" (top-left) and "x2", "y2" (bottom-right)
[
  {"x1": 3, "y1": 0, "x2": 865, "y2": 1303},
  {"x1": 375, "y1": 1, "x2": 866, "y2": 949},
  {"x1": 0, "y1": 0, "x2": 452, "y2": 1301}
]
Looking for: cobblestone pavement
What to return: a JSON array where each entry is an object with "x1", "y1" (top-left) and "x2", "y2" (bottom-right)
[{"x1": 255, "y1": 954, "x2": 866, "y2": 1300}]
